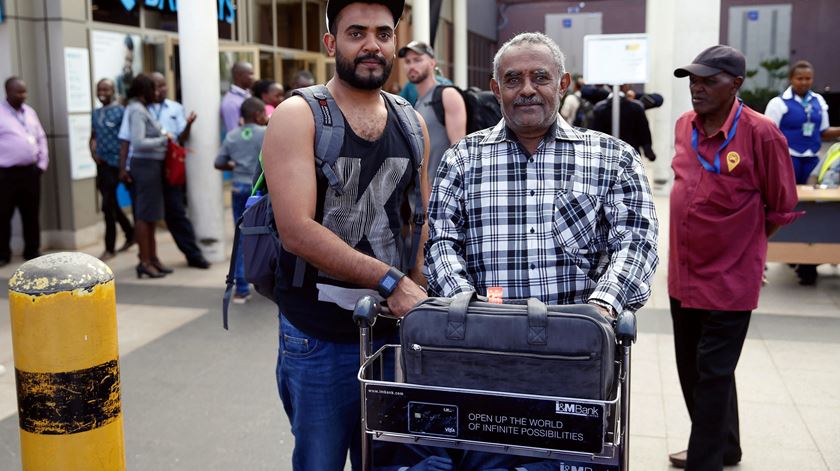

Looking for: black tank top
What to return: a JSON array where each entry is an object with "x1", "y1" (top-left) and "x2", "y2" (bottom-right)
[{"x1": 277, "y1": 104, "x2": 416, "y2": 343}]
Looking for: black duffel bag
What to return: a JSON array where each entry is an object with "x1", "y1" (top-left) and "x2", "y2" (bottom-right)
[{"x1": 400, "y1": 292, "x2": 616, "y2": 400}]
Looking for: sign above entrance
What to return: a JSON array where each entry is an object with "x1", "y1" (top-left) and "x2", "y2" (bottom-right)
[
  {"x1": 583, "y1": 33, "x2": 649, "y2": 85},
  {"x1": 119, "y1": 0, "x2": 235, "y2": 24}
]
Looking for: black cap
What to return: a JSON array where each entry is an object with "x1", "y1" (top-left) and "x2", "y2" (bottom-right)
[
  {"x1": 326, "y1": 0, "x2": 404, "y2": 33},
  {"x1": 674, "y1": 45, "x2": 746, "y2": 78},
  {"x1": 398, "y1": 41, "x2": 435, "y2": 58}
]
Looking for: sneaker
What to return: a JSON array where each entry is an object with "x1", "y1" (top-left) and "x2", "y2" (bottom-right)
[
  {"x1": 187, "y1": 257, "x2": 211, "y2": 269},
  {"x1": 118, "y1": 237, "x2": 136, "y2": 252},
  {"x1": 99, "y1": 250, "x2": 116, "y2": 261},
  {"x1": 232, "y1": 293, "x2": 252, "y2": 304}
]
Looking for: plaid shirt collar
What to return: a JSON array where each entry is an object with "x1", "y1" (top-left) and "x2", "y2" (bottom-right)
[{"x1": 480, "y1": 114, "x2": 586, "y2": 147}]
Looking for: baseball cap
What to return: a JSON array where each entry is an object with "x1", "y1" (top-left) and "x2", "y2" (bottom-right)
[
  {"x1": 398, "y1": 41, "x2": 435, "y2": 58},
  {"x1": 326, "y1": 0, "x2": 405, "y2": 33},
  {"x1": 673, "y1": 45, "x2": 746, "y2": 78}
]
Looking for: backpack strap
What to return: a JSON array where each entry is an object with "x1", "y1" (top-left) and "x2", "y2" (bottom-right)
[
  {"x1": 430, "y1": 85, "x2": 449, "y2": 127},
  {"x1": 292, "y1": 85, "x2": 347, "y2": 196},
  {"x1": 222, "y1": 215, "x2": 244, "y2": 330},
  {"x1": 382, "y1": 92, "x2": 427, "y2": 272}
]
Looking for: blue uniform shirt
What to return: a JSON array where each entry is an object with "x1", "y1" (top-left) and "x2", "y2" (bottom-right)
[{"x1": 92, "y1": 103, "x2": 125, "y2": 167}]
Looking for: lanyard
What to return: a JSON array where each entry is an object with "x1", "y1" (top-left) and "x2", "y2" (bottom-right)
[{"x1": 692, "y1": 100, "x2": 744, "y2": 174}]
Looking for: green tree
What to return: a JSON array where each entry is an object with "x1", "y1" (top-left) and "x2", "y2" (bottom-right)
[{"x1": 740, "y1": 58, "x2": 789, "y2": 112}]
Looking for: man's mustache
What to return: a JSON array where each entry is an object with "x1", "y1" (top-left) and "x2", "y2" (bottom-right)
[
  {"x1": 355, "y1": 54, "x2": 387, "y2": 66},
  {"x1": 513, "y1": 96, "x2": 543, "y2": 106}
]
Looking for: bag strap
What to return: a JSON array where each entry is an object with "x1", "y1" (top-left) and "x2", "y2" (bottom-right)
[
  {"x1": 446, "y1": 291, "x2": 476, "y2": 340},
  {"x1": 430, "y1": 85, "x2": 448, "y2": 127},
  {"x1": 383, "y1": 92, "x2": 427, "y2": 273},
  {"x1": 222, "y1": 215, "x2": 244, "y2": 330},
  {"x1": 292, "y1": 84, "x2": 347, "y2": 196}
]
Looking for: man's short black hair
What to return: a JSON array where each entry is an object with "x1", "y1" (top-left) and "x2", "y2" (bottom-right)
[
  {"x1": 240, "y1": 97, "x2": 266, "y2": 121},
  {"x1": 4, "y1": 76, "x2": 23, "y2": 93}
]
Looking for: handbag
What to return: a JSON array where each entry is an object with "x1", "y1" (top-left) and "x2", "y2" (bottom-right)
[
  {"x1": 164, "y1": 140, "x2": 187, "y2": 186},
  {"x1": 400, "y1": 292, "x2": 617, "y2": 400}
]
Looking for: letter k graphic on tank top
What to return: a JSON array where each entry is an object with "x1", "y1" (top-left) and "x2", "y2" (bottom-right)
[{"x1": 320, "y1": 156, "x2": 410, "y2": 280}]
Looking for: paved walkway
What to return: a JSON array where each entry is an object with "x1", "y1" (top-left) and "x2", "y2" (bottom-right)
[{"x1": 0, "y1": 194, "x2": 838, "y2": 470}]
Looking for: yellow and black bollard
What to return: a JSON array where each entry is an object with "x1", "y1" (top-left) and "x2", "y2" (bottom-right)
[{"x1": 8, "y1": 252, "x2": 125, "y2": 470}]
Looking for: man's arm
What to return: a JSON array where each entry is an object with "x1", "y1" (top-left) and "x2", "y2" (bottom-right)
[
  {"x1": 177, "y1": 105, "x2": 196, "y2": 146},
  {"x1": 590, "y1": 145, "x2": 659, "y2": 315},
  {"x1": 408, "y1": 110, "x2": 432, "y2": 287},
  {"x1": 31, "y1": 110, "x2": 49, "y2": 171},
  {"x1": 214, "y1": 138, "x2": 234, "y2": 171},
  {"x1": 758, "y1": 130, "x2": 802, "y2": 231},
  {"x1": 424, "y1": 141, "x2": 475, "y2": 297},
  {"x1": 441, "y1": 87, "x2": 467, "y2": 144},
  {"x1": 89, "y1": 128, "x2": 102, "y2": 165},
  {"x1": 262, "y1": 97, "x2": 425, "y2": 316}
]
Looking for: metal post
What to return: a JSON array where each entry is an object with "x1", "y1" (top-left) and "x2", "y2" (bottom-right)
[
  {"x1": 9, "y1": 253, "x2": 125, "y2": 470},
  {"x1": 177, "y1": 0, "x2": 226, "y2": 262},
  {"x1": 359, "y1": 324, "x2": 373, "y2": 471},
  {"x1": 621, "y1": 344, "x2": 632, "y2": 470},
  {"x1": 611, "y1": 83, "x2": 621, "y2": 139}
]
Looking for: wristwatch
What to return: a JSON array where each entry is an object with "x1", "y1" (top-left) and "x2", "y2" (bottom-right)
[{"x1": 377, "y1": 267, "x2": 406, "y2": 298}]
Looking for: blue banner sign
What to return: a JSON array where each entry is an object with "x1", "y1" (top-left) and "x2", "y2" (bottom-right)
[{"x1": 122, "y1": 0, "x2": 235, "y2": 24}]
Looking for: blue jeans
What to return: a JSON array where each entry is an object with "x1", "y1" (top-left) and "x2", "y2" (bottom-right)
[
  {"x1": 277, "y1": 314, "x2": 394, "y2": 471},
  {"x1": 231, "y1": 183, "x2": 251, "y2": 296}
]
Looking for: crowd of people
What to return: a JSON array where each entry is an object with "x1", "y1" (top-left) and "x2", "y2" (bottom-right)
[{"x1": 1, "y1": 0, "x2": 839, "y2": 468}]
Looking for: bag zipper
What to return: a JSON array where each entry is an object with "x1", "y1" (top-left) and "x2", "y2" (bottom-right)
[{"x1": 409, "y1": 343, "x2": 591, "y2": 361}]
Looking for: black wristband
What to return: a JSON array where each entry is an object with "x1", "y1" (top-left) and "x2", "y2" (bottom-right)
[{"x1": 377, "y1": 267, "x2": 406, "y2": 298}]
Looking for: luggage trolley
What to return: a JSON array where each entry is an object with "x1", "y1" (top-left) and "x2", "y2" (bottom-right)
[{"x1": 353, "y1": 296, "x2": 638, "y2": 471}]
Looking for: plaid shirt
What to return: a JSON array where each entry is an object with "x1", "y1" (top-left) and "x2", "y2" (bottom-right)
[{"x1": 424, "y1": 116, "x2": 659, "y2": 314}]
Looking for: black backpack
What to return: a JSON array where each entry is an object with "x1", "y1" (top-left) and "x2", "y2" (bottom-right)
[
  {"x1": 573, "y1": 97, "x2": 595, "y2": 128},
  {"x1": 222, "y1": 85, "x2": 426, "y2": 328},
  {"x1": 430, "y1": 85, "x2": 502, "y2": 134}
]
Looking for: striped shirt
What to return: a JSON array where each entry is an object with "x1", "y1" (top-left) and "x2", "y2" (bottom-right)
[{"x1": 424, "y1": 116, "x2": 659, "y2": 315}]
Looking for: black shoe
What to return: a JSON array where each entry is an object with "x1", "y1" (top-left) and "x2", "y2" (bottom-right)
[
  {"x1": 136, "y1": 263, "x2": 166, "y2": 279},
  {"x1": 152, "y1": 260, "x2": 174, "y2": 274},
  {"x1": 187, "y1": 258, "x2": 210, "y2": 269}
]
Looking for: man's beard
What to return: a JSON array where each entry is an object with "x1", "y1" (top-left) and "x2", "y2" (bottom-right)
[
  {"x1": 408, "y1": 69, "x2": 429, "y2": 85},
  {"x1": 335, "y1": 50, "x2": 392, "y2": 90}
]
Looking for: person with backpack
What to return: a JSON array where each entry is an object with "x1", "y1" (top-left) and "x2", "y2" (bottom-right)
[
  {"x1": 215, "y1": 97, "x2": 267, "y2": 304},
  {"x1": 399, "y1": 40, "x2": 466, "y2": 180},
  {"x1": 258, "y1": 1, "x2": 430, "y2": 469}
]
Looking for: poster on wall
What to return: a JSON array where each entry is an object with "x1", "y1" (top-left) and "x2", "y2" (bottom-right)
[
  {"x1": 64, "y1": 47, "x2": 92, "y2": 113},
  {"x1": 583, "y1": 34, "x2": 649, "y2": 85},
  {"x1": 90, "y1": 30, "x2": 143, "y2": 101},
  {"x1": 68, "y1": 114, "x2": 96, "y2": 180}
]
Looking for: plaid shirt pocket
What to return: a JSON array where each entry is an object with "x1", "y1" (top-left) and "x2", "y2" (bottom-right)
[{"x1": 552, "y1": 189, "x2": 601, "y2": 254}]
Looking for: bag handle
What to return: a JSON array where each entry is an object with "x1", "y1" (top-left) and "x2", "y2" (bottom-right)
[{"x1": 446, "y1": 292, "x2": 548, "y2": 345}]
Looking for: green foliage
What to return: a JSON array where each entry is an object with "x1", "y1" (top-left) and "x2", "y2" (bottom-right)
[{"x1": 740, "y1": 57, "x2": 788, "y2": 112}]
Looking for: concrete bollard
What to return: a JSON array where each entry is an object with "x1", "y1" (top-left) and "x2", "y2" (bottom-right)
[{"x1": 8, "y1": 252, "x2": 125, "y2": 470}]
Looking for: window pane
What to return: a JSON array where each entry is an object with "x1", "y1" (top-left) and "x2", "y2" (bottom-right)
[
  {"x1": 251, "y1": 0, "x2": 274, "y2": 45},
  {"x1": 218, "y1": 0, "x2": 236, "y2": 40},
  {"x1": 305, "y1": 1, "x2": 323, "y2": 53},
  {"x1": 92, "y1": 0, "x2": 140, "y2": 26},
  {"x1": 277, "y1": 0, "x2": 304, "y2": 49},
  {"x1": 144, "y1": 5, "x2": 179, "y2": 32}
]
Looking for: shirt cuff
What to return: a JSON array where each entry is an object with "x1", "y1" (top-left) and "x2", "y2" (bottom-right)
[{"x1": 766, "y1": 209, "x2": 805, "y2": 226}]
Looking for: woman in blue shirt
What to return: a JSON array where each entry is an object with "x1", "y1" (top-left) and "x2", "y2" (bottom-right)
[
  {"x1": 765, "y1": 61, "x2": 840, "y2": 285},
  {"x1": 765, "y1": 60, "x2": 840, "y2": 184}
]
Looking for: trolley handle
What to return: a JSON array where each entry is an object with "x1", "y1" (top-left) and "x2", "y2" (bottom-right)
[{"x1": 352, "y1": 295, "x2": 401, "y2": 328}]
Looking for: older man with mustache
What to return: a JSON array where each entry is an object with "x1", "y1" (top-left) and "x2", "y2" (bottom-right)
[
  {"x1": 426, "y1": 31, "x2": 659, "y2": 330},
  {"x1": 667, "y1": 45, "x2": 800, "y2": 470}
]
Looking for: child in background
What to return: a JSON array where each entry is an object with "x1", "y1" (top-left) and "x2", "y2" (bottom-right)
[{"x1": 215, "y1": 97, "x2": 267, "y2": 303}]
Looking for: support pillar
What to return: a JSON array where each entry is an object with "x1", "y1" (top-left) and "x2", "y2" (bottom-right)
[
  {"x1": 453, "y1": 0, "x2": 468, "y2": 88},
  {"x1": 645, "y1": 0, "x2": 720, "y2": 193},
  {"x1": 412, "y1": 0, "x2": 430, "y2": 45},
  {"x1": 177, "y1": 0, "x2": 225, "y2": 262}
]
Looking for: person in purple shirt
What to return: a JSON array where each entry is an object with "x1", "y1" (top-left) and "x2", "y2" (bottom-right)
[
  {"x1": 220, "y1": 61, "x2": 255, "y2": 133},
  {"x1": 0, "y1": 77, "x2": 48, "y2": 266}
]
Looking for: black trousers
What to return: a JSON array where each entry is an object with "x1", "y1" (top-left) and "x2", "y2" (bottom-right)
[
  {"x1": 0, "y1": 164, "x2": 41, "y2": 261},
  {"x1": 670, "y1": 297, "x2": 750, "y2": 471},
  {"x1": 96, "y1": 164, "x2": 133, "y2": 253},
  {"x1": 163, "y1": 183, "x2": 203, "y2": 263}
]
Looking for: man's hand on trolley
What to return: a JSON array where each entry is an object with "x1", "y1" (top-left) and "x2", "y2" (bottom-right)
[{"x1": 387, "y1": 277, "x2": 427, "y2": 318}]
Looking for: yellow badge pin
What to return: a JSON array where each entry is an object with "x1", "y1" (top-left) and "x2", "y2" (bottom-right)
[{"x1": 726, "y1": 151, "x2": 740, "y2": 172}]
